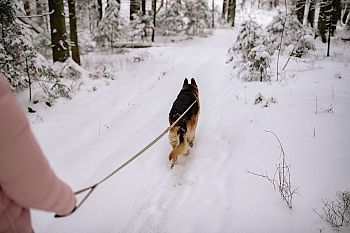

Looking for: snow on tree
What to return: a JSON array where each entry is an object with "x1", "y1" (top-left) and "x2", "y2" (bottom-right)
[
  {"x1": 183, "y1": 0, "x2": 212, "y2": 36},
  {"x1": 0, "y1": 0, "x2": 74, "y2": 103},
  {"x1": 93, "y1": 0, "x2": 127, "y2": 48},
  {"x1": 266, "y1": 11, "x2": 315, "y2": 58},
  {"x1": 48, "y1": 0, "x2": 70, "y2": 62},
  {"x1": 128, "y1": 10, "x2": 153, "y2": 43},
  {"x1": 228, "y1": 19, "x2": 273, "y2": 82},
  {"x1": 157, "y1": 0, "x2": 186, "y2": 36}
]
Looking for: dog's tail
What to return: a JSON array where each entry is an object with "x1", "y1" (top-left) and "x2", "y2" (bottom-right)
[{"x1": 169, "y1": 128, "x2": 188, "y2": 168}]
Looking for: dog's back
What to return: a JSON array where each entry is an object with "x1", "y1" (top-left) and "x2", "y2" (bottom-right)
[{"x1": 168, "y1": 78, "x2": 199, "y2": 168}]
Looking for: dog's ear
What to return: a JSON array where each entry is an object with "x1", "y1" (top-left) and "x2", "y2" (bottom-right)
[
  {"x1": 183, "y1": 78, "x2": 189, "y2": 87},
  {"x1": 191, "y1": 78, "x2": 197, "y2": 86}
]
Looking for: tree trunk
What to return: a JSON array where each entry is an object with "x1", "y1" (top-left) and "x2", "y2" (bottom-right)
[
  {"x1": 212, "y1": 0, "x2": 215, "y2": 28},
  {"x1": 68, "y1": 0, "x2": 80, "y2": 65},
  {"x1": 48, "y1": 0, "x2": 69, "y2": 62},
  {"x1": 303, "y1": 0, "x2": 310, "y2": 25},
  {"x1": 222, "y1": 0, "x2": 227, "y2": 19},
  {"x1": 318, "y1": 0, "x2": 332, "y2": 43},
  {"x1": 227, "y1": 0, "x2": 236, "y2": 27},
  {"x1": 308, "y1": 0, "x2": 316, "y2": 27},
  {"x1": 36, "y1": 0, "x2": 44, "y2": 26},
  {"x1": 342, "y1": 2, "x2": 349, "y2": 24},
  {"x1": 130, "y1": 0, "x2": 141, "y2": 20},
  {"x1": 97, "y1": 0, "x2": 103, "y2": 21},
  {"x1": 142, "y1": 0, "x2": 146, "y2": 15},
  {"x1": 24, "y1": 0, "x2": 31, "y2": 16},
  {"x1": 296, "y1": 0, "x2": 305, "y2": 23},
  {"x1": 331, "y1": 0, "x2": 341, "y2": 35},
  {"x1": 152, "y1": 0, "x2": 156, "y2": 42}
]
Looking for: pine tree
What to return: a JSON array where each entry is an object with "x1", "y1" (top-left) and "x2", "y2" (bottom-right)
[
  {"x1": 0, "y1": 0, "x2": 69, "y2": 99},
  {"x1": 93, "y1": 0, "x2": 126, "y2": 49},
  {"x1": 157, "y1": 0, "x2": 186, "y2": 35},
  {"x1": 228, "y1": 19, "x2": 272, "y2": 82},
  {"x1": 130, "y1": 0, "x2": 141, "y2": 20},
  {"x1": 184, "y1": 0, "x2": 211, "y2": 35}
]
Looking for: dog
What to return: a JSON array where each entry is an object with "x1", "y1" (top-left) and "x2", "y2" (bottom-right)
[{"x1": 168, "y1": 78, "x2": 200, "y2": 168}]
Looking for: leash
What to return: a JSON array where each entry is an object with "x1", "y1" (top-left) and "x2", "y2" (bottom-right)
[{"x1": 55, "y1": 100, "x2": 197, "y2": 218}]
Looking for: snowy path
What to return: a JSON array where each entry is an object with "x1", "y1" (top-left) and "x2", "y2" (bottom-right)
[{"x1": 30, "y1": 28, "x2": 350, "y2": 233}]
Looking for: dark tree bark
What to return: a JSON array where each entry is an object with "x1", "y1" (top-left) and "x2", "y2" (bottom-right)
[
  {"x1": 48, "y1": 0, "x2": 69, "y2": 62},
  {"x1": 68, "y1": 0, "x2": 80, "y2": 65},
  {"x1": 97, "y1": 0, "x2": 103, "y2": 21},
  {"x1": 212, "y1": 0, "x2": 215, "y2": 28},
  {"x1": 342, "y1": 3, "x2": 350, "y2": 24},
  {"x1": 222, "y1": 0, "x2": 227, "y2": 19},
  {"x1": 308, "y1": 0, "x2": 316, "y2": 27},
  {"x1": 142, "y1": 0, "x2": 146, "y2": 15},
  {"x1": 130, "y1": 0, "x2": 141, "y2": 20},
  {"x1": 24, "y1": 0, "x2": 31, "y2": 16},
  {"x1": 318, "y1": 0, "x2": 341, "y2": 42},
  {"x1": 318, "y1": 0, "x2": 332, "y2": 43},
  {"x1": 331, "y1": 0, "x2": 341, "y2": 35},
  {"x1": 227, "y1": 0, "x2": 236, "y2": 27},
  {"x1": 296, "y1": 0, "x2": 305, "y2": 23},
  {"x1": 152, "y1": 0, "x2": 156, "y2": 42},
  {"x1": 36, "y1": 0, "x2": 44, "y2": 26}
]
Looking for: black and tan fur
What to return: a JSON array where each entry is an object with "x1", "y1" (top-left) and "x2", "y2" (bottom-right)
[{"x1": 168, "y1": 78, "x2": 200, "y2": 168}]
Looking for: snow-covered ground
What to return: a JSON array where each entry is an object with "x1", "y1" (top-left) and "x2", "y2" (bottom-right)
[{"x1": 25, "y1": 18, "x2": 350, "y2": 233}]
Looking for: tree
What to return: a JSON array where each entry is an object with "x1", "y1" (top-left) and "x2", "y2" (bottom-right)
[
  {"x1": 152, "y1": 0, "x2": 156, "y2": 41},
  {"x1": 296, "y1": 0, "x2": 305, "y2": 23},
  {"x1": 35, "y1": 0, "x2": 45, "y2": 26},
  {"x1": 93, "y1": 0, "x2": 126, "y2": 49},
  {"x1": 130, "y1": 0, "x2": 141, "y2": 20},
  {"x1": 318, "y1": 0, "x2": 341, "y2": 44},
  {"x1": 222, "y1": 0, "x2": 227, "y2": 19},
  {"x1": 142, "y1": 0, "x2": 146, "y2": 15},
  {"x1": 48, "y1": 0, "x2": 69, "y2": 62},
  {"x1": 227, "y1": 0, "x2": 236, "y2": 27},
  {"x1": 157, "y1": 0, "x2": 185, "y2": 35},
  {"x1": 308, "y1": 0, "x2": 316, "y2": 27},
  {"x1": 97, "y1": 0, "x2": 103, "y2": 21},
  {"x1": 184, "y1": 0, "x2": 211, "y2": 35},
  {"x1": 0, "y1": 0, "x2": 69, "y2": 100},
  {"x1": 68, "y1": 0, "x2": 80, "y2": 65},
  {"x1": 24, "y1": 0, "x2": 31, "y2": 16}
]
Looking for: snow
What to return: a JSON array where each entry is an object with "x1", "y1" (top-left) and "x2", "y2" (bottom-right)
[{"x1": 24, "y1": 17, "x2": 350, "y2": 233}]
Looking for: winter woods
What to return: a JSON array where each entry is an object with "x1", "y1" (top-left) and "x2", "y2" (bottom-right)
[
  {"x1": 0, "y1": 0, "x2": 215, "y2": 102},
  {"x1": 227, "y1": 0, "x2": 350, "y2": 82}
]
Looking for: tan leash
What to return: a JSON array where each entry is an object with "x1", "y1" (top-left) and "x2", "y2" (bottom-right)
[{"x1": 55, "y1": 100, "x2": 197, "y2": 218}]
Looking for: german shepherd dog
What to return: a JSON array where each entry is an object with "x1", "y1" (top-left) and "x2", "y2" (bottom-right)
[{"x1": 168, "y1": 78, "x2": 200, "y2": 168}]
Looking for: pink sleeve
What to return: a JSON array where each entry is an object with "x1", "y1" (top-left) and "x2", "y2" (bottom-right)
[{"x1": 0, "y1": 74, "x2": 76, "y2": 215}]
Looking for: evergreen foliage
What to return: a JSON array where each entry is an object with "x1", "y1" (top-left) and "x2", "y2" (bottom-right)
[
  {"x1": 156, "y1": 0, "x2": 211, "y2": 36},
  {"x1": 0, "y1": 0, "x2": 69, "y2": 100},
  {"x1": 93, "y1": 0, "x2": 127, "y2": 47},
  {"x1": 129, "y1": 11, "x2": 153, "y2": 42},
  {"x1": 228, "y1": 19, "x2": 273, "y2": 82},
  {"x1": 184, "y1": 0, "x2": 211, "y2": 36},
  {"x1": 157, "y1": 1, "x2": 186, "y2": 35},
  {"x1": 266, "y1": 11, "x2": 315, "y2": 57}
]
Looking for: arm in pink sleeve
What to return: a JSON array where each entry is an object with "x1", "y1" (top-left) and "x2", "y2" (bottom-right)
[{"x1": 0, "y1": 75, "x2": 76, "y2": 215}]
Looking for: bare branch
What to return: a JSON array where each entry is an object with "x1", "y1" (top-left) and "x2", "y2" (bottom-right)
[{"x1": 16, "y1": 10, "x2": 54, "y2": 18}]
